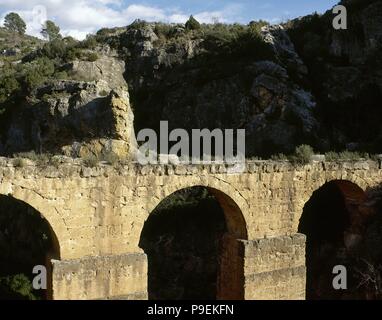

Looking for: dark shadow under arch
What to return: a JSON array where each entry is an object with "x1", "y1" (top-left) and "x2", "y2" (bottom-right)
[
  {"x1": 139, "y1": 186, "x2": 247, "y2": 300},
  {"x1": 298, "y1": 180, "x2": 370, "y2": 299},
  {"x1": 0, "y1": 195, "x2": 60, "y2": 300}
]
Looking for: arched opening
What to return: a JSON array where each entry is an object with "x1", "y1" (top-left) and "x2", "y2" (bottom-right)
[
  {"x1": 139, "y1": 186, "x2": 247, "y2": 300},
  {"x1": 298, "y1": 180, "x2": 372, "y2": 299},
  {"x1": 0, "y1": 195, "x2": 60, "y2": 300}
]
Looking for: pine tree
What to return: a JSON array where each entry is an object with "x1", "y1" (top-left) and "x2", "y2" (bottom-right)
[
  {"x1": 41, "y1": 20, "x2": 61, "y2": 41},
  {"x1": 4, "y1": 12, "x2": 26, "y2": 34}
]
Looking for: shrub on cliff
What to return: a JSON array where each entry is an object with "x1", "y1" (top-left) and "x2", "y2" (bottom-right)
[
  {"x1": 21, "y1": 57, "x2": 55, "y2": 90},
  {"x1": 80, "y1": 35, "x2": 98, "y2": 49},
  {"x1": 202, "y1": 21, "x2": 275, "y2": 61},
  {"x1": 153, "y1": 23, "x2": 182, "y2": 42},
  {"x1": 290, "y1": 144, "x2": 314, "y2": 165},
  {"x1": 185, "y1": 15, "x2": 201, "y2": 31},
  {"x1": 0, "y1": 70, "x2": 20, "y2": 103},
  {"x1": 325, "y1": 151, "x2": 370, "y2": 161},
  {"x1": 41, "y1": 38, "x2": 67, "y2": 59},
  {"x1": 86, "y1": 52, "x2": 99, "y2": 62}
]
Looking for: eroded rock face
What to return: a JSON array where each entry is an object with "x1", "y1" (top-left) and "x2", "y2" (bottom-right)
[
  {"x1": 69, "y1": 54, "x2": 127, "y2": 90},
  {"x1": 246, "y1": 60, "x2": 318, "y2": 155},
  {"x1": 118, "y1": 23, "x2": 320, "y2": 157},
  {"x1": 262, "y1": 25, "x2": 308, "y2": 78},
  {"x1": 287, "y1": 0, "x2": 382, "y2": 152},
  {"x1": 2, "y1": 1, "x2": 381, "y2": 158},
  {"x1": 1, "y1": 80, "x2": 136, "y2": 158}
]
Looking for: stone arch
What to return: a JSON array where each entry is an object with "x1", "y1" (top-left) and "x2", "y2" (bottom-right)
[
  {"x1": 1, "y1": 186, "x2": 68, "y2": 258},
  {"x1": 145, "y1": 178, "x2": 250, "y2": 238},
  {"x1": 140, "y1": 183, "x2": 248, "y2": 300},
  {"x1": 0, "y1": 194, "x2": 61, "y2": 300},
  {"x1": 298, "y1": 179, "x2": 370, "y2": 299},
  {"x1": 294, "y1": 173, "x2": 372, "y2": 232}
]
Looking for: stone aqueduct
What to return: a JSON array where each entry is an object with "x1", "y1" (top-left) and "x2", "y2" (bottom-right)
[{"x1": 0, "y1": 157, "x2": 381, "y2": 300}]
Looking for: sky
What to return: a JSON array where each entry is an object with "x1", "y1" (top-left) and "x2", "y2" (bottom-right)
[{"x1": 0, "y1": 0, "x2": 339, "y2": 40}]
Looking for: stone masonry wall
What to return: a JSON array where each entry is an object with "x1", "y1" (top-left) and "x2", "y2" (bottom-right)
[
  {"x1": 52, "y1": 253, "x2": 147, "y2": 300},
  {"x1": 242, "y1": 234, "x2": 306, "y2": 300},
  {"x1": 0, "y1": 157, "x2": 381, "y2": 299}
]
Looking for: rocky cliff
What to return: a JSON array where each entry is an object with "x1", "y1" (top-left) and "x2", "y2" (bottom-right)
[
  {"x1": 287, "y1": 0, "x2": 382, "y2": 153},
  {"x1": 117, "y1": 22, "x2": 319, "y2": 157},
  {"x1": 0, "y1": 0, "x2": 381, "y2": 159}
]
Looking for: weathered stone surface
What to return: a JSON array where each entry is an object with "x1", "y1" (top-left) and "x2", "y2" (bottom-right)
[
  {"x1": 52, "y1": 253, "x2": 147, "y2": 300},
  {"x1": 247, "y1": 60, "x2": 318, "y2": 155},
  {"x1": 0, "y1": 159, "x2": 381, "y2": 300},
  {"x1": 261, "y1": 25, "x2": 308, "y2": 77},
  {"x1": 2, "y1": 81, "x2": 136, "y2": 158},
  {"x1": 287, "y1": 0, "x2": 382, "y2": 151},
  {"x1": 69, "y1": 54, "x2": 127, "y2": 90}
]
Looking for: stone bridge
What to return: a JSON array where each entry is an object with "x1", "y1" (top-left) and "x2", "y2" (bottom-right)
[{"x1": 0, "y1": 157, "x2": 381, "y2": 300}]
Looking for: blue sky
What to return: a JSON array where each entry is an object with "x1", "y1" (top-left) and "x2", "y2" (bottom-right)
[
  {"x1": 121, "y1": 0, "x2": 339, "y2": 23},
  {"x1": 0, "y1": 0, "x2": 339, "y2": 39}
]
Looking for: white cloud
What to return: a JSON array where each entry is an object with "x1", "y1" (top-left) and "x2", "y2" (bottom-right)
[
  {"x1": 168, "y1": 14, "x2": 189, "y2": 24},
  {"x1": 0, "y1": 1, "x2": 244, "y2": 40}
]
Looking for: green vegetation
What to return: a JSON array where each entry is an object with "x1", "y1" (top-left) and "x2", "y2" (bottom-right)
[
  {"x1": 185, "y1": 15, "x2": 201, "y2": 31},
  {"x1": 22, "y1": 57, "x2": 55, "y2": 90},
  {"x1": 285, "y1": 12, "x2": 331, "y2": 62},
  {"x1": 202, "y1": 21, "x2": 272, "y2": 60},
  {"x1": 0, "y1": 195, "x2": 55, "y2": 300},
  {"x1": 54, "y1": 71, "x2": 68, "y2": 80},
  {"x1": 151, "y1": 187, "x2": 212, "y2": 215},
  {"x1": 99, "y1": 90, "x2": 109, "y2": 97},
  {"x1": 149, "y1": 19, "x2": 273, "y2": 61},
  {"x1": 0, "y1": 26, "x2": 103, "y2": 109},
  {"x1": 0, "y1": 27, "x2": 41, "y2": 62},
  {"x1": 41, "y1": 38, "x2": 68, "y2": 59},
  {"x1": 12, "y1": 158, "x2": 27, "y2": 168},
  {"x1": 80, "y1": 36, "x2": 98, "y2": 50},
  {"x1": 340, "y1": 0, "x2": 376, "y2": 10},
  {"x1": 0, "y1": 66, "x2": 20, "y2": 103},
  {"x1": 0, "y1": 274, "x2": 37, "y2": 300},
  {"x1": 12, "y1": 151, "x2": 59, "y2": 166},
  {"x1": 82, "y1": 151, "x2": 126, "y2": 167},
  {"x1": 3, "y1": 12, "x2": 26, "y2": 35},
  {"x1": 41, "y1": 20, "x2": 62, "y2": 41},
  {"x1": 86, "y1": 52, "x2": 99, "y2": 62},
  {"x1": 290, "y1": 145, "x2": 314, "y2": 165},
  {"x1": 3, "y1": 18, "x2": 275, "y2": 110},
  {"x1": 325, "y1": 151, "x2": 370, "y2": 161},
  {"x1": 9, "y1": 150, "x2": 125, "y2": 167},
  {"x1": 40, "y1": 36, "x2": 101, "y2": 63},
  {"x1": 83, "y1": 154, "x2": 99, "y2": 167},
  {"x1": 267, "y1": 148, "x2": 375, "y2": 164},
  {"x1": 153, "y1": 24, "x2": 179, "y2": 41},
  {"x1": 271, "y1": 153, "x2": 288, "y2": 161},
  {"x1": 101, "y1": 151, "x2": 120, "y2": 166}
]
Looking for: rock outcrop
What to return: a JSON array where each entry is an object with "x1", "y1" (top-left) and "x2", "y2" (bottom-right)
[
  {"x1": 118, "y1": 22, "x2": 319, "y2": 157},
  {"x1": 287, "y1": 0, "x2": 382, "y2": 152},
  {"x1": 1, "y1": 0, "x2": 381, "y2": 158},
  {"x1": 69, "y1": 53, "x2": 127, "y2": 90},
  {"x1": 1, "y1": 79, "x2": 136, "y2": 158}
]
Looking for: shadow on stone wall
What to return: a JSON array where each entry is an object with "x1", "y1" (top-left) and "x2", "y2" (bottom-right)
[
  {"x1": 139, "y1": 187, "x2": 227, "y2": 300},
  {"x1": 299, "y1": 180, "x2": 382, "y2": 299},
  {"x1": 0, "y1": 195, "x2": 59, "y2": 300}
]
